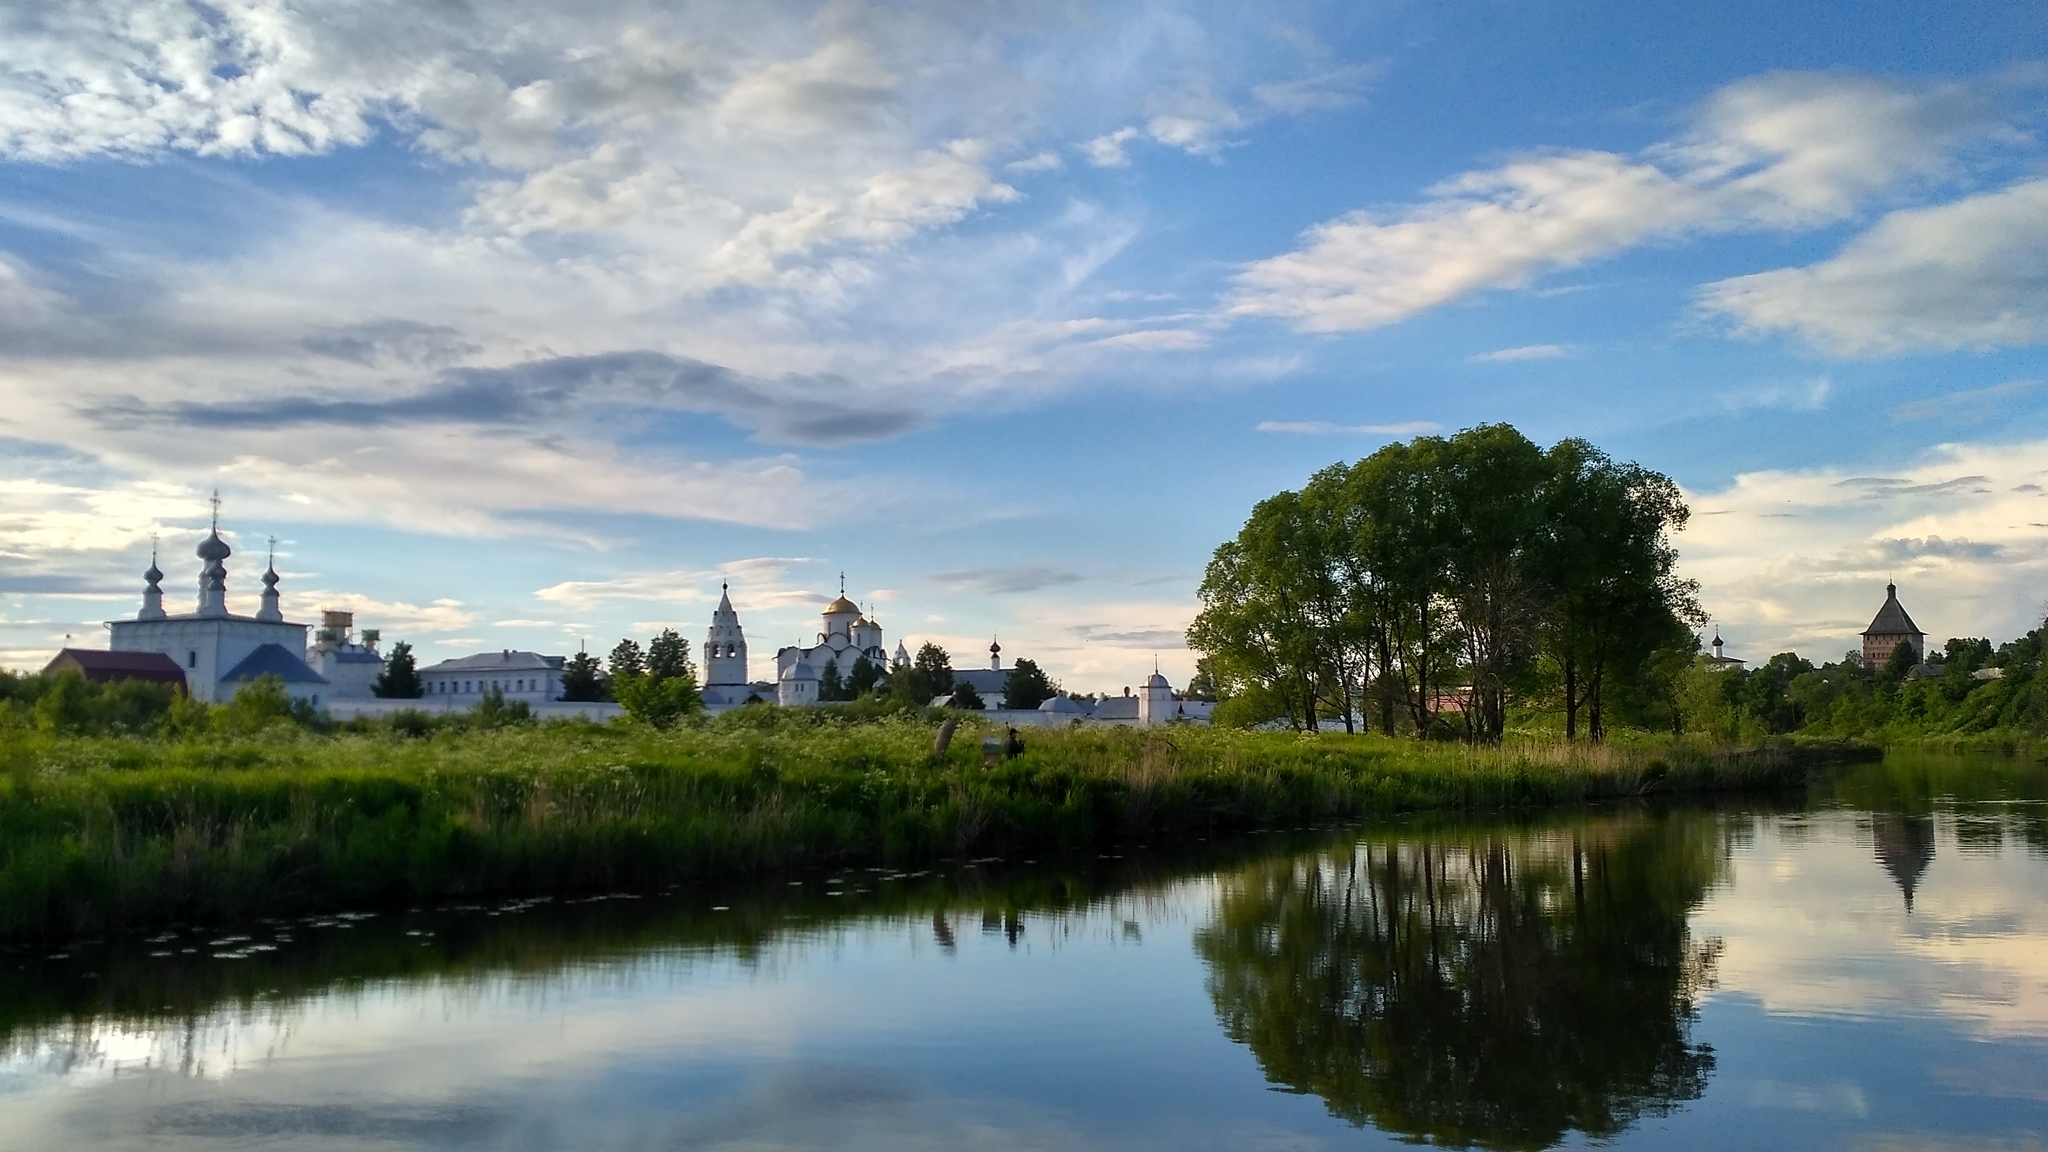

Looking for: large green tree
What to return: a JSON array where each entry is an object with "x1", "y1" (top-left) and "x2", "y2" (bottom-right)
[
  {"x1": 1001, "y1": 657, "x2": 1057, "y2": 711},
  {"x1": 1192, "y1": 424, "x2": 1698, "y2": 742},
  {"x1": 646, "y1": 628, "x2": 695, "y2": 683},
  {"x1": 892, "y1": 643, "x2": 955, "y2": 706},
  {"x1": 1538, "y1": 439, "x2": 1703, "y2": 741}
]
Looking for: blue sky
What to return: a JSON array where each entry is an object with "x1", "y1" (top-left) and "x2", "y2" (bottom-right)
[{"x1": 1, "y1": 0, "x2": 2044, "y2": 687}]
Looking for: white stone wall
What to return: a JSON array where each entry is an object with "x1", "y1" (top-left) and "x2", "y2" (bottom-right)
[{"x1": 327, "y1": 698, "x2": 623, "y2": 722}]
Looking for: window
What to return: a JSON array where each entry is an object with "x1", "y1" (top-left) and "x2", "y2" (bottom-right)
[{"x1": 187, "y1": 651, "x2": 197, "y2": 668}]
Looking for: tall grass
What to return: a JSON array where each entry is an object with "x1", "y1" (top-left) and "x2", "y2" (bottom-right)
[{"x1": 0, "y1": 715, "x2": 1839, "y2": 939}]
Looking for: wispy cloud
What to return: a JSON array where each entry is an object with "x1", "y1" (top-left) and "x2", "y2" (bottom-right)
[
  {"x1": 1893, "y1": 380, "x2": 2046, "y2": 423},
  {"x1": 1472, "y1": 344, "x2": 1570, "y2": 363},
  {"x1": 933, "y1": 565, "x2": 1084, "y2": 595},
  {"x1": 1700, "y1": 178, "x2": 2048, "y2": 356},
  {"x1": 1230, "y1": 72, "x2": 2020, "y2": 332}
]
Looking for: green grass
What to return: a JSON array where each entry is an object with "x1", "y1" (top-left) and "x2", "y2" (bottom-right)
[{"x1": 0, "y1": 714, "x2": 1850, "y2": 940}]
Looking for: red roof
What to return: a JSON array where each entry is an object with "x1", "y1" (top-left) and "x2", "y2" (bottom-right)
[{"x1": 43, "y1": 648, "x2": 188, "y2": 689}]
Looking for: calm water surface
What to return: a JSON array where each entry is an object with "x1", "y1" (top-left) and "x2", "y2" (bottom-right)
[{"x1": 4, "y1": 751, "x2": 2047, "y2": 1150}]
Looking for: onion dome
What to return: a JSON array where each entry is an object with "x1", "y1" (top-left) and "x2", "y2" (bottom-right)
[
  {"x1": 262, "y1": 565, "x2": 280, "y2": 588},
  {"x1": 1145, "y1": 671, "x2": 1170, "y2": 689},
  {"x1": 196, "y1": 530, "x2": 232, "y2": 561},
  {"x1": 824, "y1": 595, "x2": 860, "y2": 615},
  {"x1": 144, "y1": 558, "x2": 163, "y2": 584}
]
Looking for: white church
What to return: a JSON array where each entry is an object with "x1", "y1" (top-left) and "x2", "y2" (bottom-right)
[
  {"x1": 106, "y1": 512, "x2": 330, "y2": 706},
  {"x1": 696, "y1": 583, "x2": 1205, "y2": 726}
]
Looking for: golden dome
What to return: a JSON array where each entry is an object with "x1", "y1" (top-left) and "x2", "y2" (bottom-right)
[{"x1": 824, "y1": 595, "x2": 860, "y2": 615}]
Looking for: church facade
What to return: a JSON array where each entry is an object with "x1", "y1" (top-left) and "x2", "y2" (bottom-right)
[
  {"x1": 107, "y1": 519, "x2": 328, "y2": 705},
  {"x1": 771, "y1": 588, "x2": 905, "y2": 707}
]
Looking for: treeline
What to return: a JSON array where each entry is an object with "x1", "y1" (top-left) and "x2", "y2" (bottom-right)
[
  {"x1": 1686, "y1": 626, "x2": 2048, "y2": 743},
  {"x1": 1190, "y1": 424, "x2": 1701, "y2": 740}
]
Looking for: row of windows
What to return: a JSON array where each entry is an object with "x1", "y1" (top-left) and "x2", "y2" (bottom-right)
[{"x1": 427, "y1": 678, "x2": 550, "y2": 694}]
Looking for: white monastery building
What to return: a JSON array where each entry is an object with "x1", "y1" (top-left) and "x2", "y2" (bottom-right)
[
  {"x1": 416, "y1": 650, "x2": 566, "y2": 707},
  {"x1": 106, "y1": 512, "x2": 329, "y2": 706}
]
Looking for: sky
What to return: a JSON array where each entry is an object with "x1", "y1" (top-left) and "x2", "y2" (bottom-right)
[{"x1": 0, "y1": 0, "x2": 2044, "y2": 688}]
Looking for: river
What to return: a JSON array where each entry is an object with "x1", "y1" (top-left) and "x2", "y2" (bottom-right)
[{"x1": 3, "y1": 750, "x2": 2045, "y2": 1150}]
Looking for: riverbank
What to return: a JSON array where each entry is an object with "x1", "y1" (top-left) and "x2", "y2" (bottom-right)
[{"x1": 0, "y1": 717, "x2": 1862, "y2": 939}]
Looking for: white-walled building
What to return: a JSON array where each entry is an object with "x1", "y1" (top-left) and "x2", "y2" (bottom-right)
[
  {"x1": 106, "y1": 519, "x2": 329, "y2": 706},
  {"x1": 416, "y1": 650, "x2": 565, "y2": 706},
  {"x1": 308, "y1": 610, "x2": 384, "y2": 698}
]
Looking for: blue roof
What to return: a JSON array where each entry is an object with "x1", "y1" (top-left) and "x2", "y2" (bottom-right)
[{"x1": 219, "y1": 643, "x2": 328, "y2": 685}]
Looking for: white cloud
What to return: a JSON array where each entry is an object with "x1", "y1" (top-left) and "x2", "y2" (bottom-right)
[
  {"x1": 1087, "y1": 328, "x2": 1209, "y2": 352},
  {"x1": 1679, "y1": 437, "x2": 2048, "y2": 659},
  {"x1": 1471, "y1": 343, "x2": 1569, "y2": 363},
  {"x1": 534, "y1": 557, "x2": 822, "y2": 611},
  {"x1": 714, "y1": 38, "x2": 898, "y2": 136},
  {"x1": 1254, "y1": 420, "x2": 1439, "y2": 436},
  {"x1": 1230, "y1": 72, "x2": 2026, "y2": 333},
  {"x1": 1005, "y1": 151, "x2": 1063, "y2": 173},
  {"x1": 286, "y1": 591, "x2": 481, "y2": 636},
  {"x1": 1251, "y1": 62, "x2": 1381, "y2": 115},
  {"x1": 1698, "y1": 178, "x2": 2048, "y2": 356},
  {"x1": 1718, "y1": 376, "x2": 1832, "y2": 412},
  {"x1": 1084, "y1": 127, "x2": 1141, "y2": 168}
]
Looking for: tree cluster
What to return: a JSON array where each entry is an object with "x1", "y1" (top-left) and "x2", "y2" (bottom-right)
[
  {"x1": 1680, "y1": 623, "x2": 2048, "y2": 741},
  {"x1": 605, "y1": 628, "x2": 703, "y2": 727},
  {"x1": 1190, "y1": 425, "x2": 1702, "y2": 740}
]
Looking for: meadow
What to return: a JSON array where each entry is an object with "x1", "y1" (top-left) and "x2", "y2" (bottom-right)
[{"x1": 0, "y1": 706, "x2": 1856, "y2": 941}]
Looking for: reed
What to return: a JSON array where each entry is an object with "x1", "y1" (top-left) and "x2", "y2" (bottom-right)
[{"x1": 0, "y1": 715, "x2": 1834, "y2": 939}]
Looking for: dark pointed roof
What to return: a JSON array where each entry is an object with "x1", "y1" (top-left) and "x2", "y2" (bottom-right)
[
  {"x1": 219, "y1": 643, "x2": 327, "y2": 685},
  {"x1": 1863, "y1": 583, "x2": 1923, "y2": 638}
]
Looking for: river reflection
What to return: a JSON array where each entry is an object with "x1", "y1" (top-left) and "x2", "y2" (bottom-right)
[
  {"x1": 1197, "y1": 815, "x2": 1724, "y2": 1149},
  {"x1": 1, "y1": 753, "x2": 2046, "y2": 1151}
]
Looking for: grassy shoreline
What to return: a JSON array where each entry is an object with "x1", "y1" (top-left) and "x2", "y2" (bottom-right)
[{"x1": 0, "y1": 717, "x2": 1866, "y2": 940}]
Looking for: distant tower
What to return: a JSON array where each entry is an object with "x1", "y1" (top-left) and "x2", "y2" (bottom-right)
[
  {"x1": 989, "y1": 636, "x2": 1002, "y2": 671},
  {"x1": 195, "y1": 491, "x2": 231, "y2": 618},
  {"x1": 1138, "y1": 661, "x2": 1174, "y2": 727},
  {"x1": 892, "y1": 640, "x2": 910, "y2": 670},
  {"x1": 1861, "y1": 582, "x2": 1927, "y2": 669},
  {"x1": 704, "y1": 583, "x2": 749, "y2": 687},
  {"x1": 137, "y1": 542, "x2": 166, "y2": 621},
  {"x1": 1712, "y1": 632, "x2": 1724, "y2": 661},
  {"x1": 256, "y1": 537, "x2": 284, "y2": 623}
]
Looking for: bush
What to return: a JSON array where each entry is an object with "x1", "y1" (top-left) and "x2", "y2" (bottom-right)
[{"x1": 612, "y1": 671, "x2": 704, "y2": 728}]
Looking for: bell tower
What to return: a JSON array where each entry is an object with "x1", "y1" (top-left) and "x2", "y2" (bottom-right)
[{"x1": 704, "y1": 583, "x2": 749, "y2": 687}]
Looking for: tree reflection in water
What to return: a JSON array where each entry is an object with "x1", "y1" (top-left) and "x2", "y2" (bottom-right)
[{"x1": 1196, "y1": 813, "x2": 1727, "y2": 1150}]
